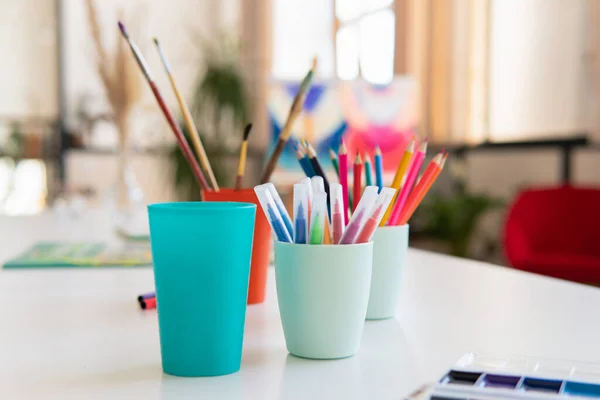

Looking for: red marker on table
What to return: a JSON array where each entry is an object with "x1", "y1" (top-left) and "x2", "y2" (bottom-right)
[{"x1": 140, "y1": 297, "x2": 156, "y2": 310}]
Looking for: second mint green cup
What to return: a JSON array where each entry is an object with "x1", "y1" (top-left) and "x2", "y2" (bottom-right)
[
  {"x1": 274, "y1": 241, "x2": 373, "y2": 359},
  {"x1": 148, "y1": 202, "x2": 256, "y2": 377},
  {"x1": 366, "y1": 224, "x2": 409, "y2": 320}
]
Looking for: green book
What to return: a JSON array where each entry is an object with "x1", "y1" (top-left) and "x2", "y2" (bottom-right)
[{"x1": 3, "y1": 242, "x2": 152, "y2": 269}]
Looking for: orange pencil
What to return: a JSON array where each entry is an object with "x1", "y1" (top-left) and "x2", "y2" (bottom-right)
[
  {"x1": 398, "y1": 152, "x2": 447, "y2": 224},
  {"x1": 380, "y1": 139, "x2": 415, "y2": 226},
  {"x1": 352, "y1": 153, "x2": 363, "y2": 212}
]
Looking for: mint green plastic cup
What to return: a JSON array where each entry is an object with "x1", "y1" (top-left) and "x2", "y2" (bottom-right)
[
  {"x1": 367, "y1": 224, "x2": 409, "y2": 320},
  {"x1": 148, "y1": 202, "x2": 256, "y2": 377},
  {"x1": 274, "y1": 242, "x2": 373, "y2": 359}
]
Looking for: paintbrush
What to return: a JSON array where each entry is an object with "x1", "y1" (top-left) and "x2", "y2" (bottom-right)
[
  {"x1": 260, "y1": 58, "x2": 318, "y2": 183},
  {"x1": 234, "y1": 123, "x2": 253, "y2": 190},
  {"x1": 117, "y1": 22, "x2": 210, "y2": 191},
  {"x1": 153, "y1": 37, "x2": 219, "y2": 191}
]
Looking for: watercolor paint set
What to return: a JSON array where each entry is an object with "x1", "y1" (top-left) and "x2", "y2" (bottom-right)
[{"x1": 409, "y1": 353, "x2": 600, "y2": 399}]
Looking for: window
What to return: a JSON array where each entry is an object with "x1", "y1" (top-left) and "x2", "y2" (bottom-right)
[
  {"x1": 272, "y1": 0, "x2": 335, "y2": 79},
  {"x1": 335, "y1": 0, "x2": 395, "y2": 84},
  {"x1": 272, "y1": 0, "x2": 397, "y2": 84}
]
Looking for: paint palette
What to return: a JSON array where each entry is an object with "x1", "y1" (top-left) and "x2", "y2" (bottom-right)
[{"x1": 408, "y1": 353, "x2": 600, "y2": 399}]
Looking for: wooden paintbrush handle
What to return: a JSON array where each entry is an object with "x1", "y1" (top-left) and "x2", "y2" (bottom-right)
[
  {"x1": 149, "y1": 81, "x2": 209, "y2": 191},
  {"x1": 260, "y1": 139, "x2": 286, "y2": 184},
  {"x1": 234, "y1": 175, "x2": 243, "y2": 191}
]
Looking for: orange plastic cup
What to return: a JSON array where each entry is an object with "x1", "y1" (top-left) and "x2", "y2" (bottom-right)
[{"x1": 202, "y1": 188, "x2": 272, "y2": 304}]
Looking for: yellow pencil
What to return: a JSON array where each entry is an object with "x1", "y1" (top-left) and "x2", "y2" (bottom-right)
[
  {"x1": 154, "y1": 38, "x2": 219, "y2": 191},
  {"x1": 380, "y1": 139, "x2": 415, "y2": 226}
]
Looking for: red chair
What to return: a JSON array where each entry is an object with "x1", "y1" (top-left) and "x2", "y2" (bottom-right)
[{"x1": 504, "y1": 186, "x2": 600, "y2": 283}]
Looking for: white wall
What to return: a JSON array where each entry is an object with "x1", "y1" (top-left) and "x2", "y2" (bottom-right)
[
  {"x1": 0, "y1": 1, "x2": 57, "y2": 117},
  {"x1": 62, "y1": 0, "x2": 239, "y2": 146},
  {"x1": 488, "y1": 0, "x2": 589, "y2": 139}
]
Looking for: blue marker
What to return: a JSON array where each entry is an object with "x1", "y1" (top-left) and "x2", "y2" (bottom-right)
[
  {"x1": 265, "y1": 183, "x2": 293, "y2": 238},
  {"x1": 267, "y1": 205, "x2": 292, "y2": 242},
  {"x1": 255, "y1": 185, "x2": 292, "y2": 243},
  {"x1": 293, "y1": 182, "x2": 309, "y2": 244},
  {"x1": 294, "y1": 202, "x2": 307, "y2": 243}
]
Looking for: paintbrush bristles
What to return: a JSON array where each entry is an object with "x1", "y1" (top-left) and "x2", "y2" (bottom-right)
[
  {"x1": 118, "y1": 21, "x2": 128, "y2": 38},
  {"x1": 234, "y1": 123, "x2": 252, "y2": 190},
  {"x1": 153, "y1": 37, "x2": 172, "y2": 74},
  {"x1": 259, "y1": 62, "x2": 316, "y2": 183},
  {"x1": 243, "y1": 123, "x2": 253, "y2": 141},
  {"x1": 117, "y1": 21, "x2": 153, "y2": 81}
]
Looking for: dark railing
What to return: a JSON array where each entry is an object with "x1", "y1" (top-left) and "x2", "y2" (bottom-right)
[{"x1": 431, "y1": 135, "x2": 591, "y2": 184}]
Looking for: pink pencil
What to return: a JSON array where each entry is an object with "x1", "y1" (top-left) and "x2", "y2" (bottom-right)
[
  {"x1": 338, "y1": 142, "x2": 349, "y2": 225},
  {"x1": 388, "y1": 140, "x2": 428, "y2": 225}
]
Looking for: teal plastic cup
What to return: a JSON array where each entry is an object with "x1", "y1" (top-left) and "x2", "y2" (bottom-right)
[
  {"x1": 367, "y1": 224, "x2": 409, "y2": 320},
  {"x1": 148, "y1": 202, "x2": 256, "y2": 377},
  {"x1": 274, "y1": 242, "x2": 373, "y2": 359}
]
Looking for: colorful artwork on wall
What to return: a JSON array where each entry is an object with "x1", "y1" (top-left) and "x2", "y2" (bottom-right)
[{"x1": 268, "y1": 77, "x2": 418, "y2": 176}]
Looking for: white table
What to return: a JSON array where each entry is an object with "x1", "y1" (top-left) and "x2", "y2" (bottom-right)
[{"x1": 2, "y1": 212, "x2": 600, "y2": 399}]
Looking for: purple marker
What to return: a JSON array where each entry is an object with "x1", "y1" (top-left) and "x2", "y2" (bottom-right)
[
  {"x1": 339, "y1": 186, "x2": 379, "y2": 244},
  {"x1": 137, "y1": 291, "x2": 155, "y2": 303}
]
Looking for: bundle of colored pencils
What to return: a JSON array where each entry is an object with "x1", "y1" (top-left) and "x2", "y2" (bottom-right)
[{"x1": 380, "y1": 140, "x2": 448, "y2": 226}]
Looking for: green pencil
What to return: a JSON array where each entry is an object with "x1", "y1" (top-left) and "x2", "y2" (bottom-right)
[
  {"x1": 329, "y1": 148, "x2": 339, "y2": 178},
  {"x1": 364, "y1": 154, "x2": 373, "y2": 186}
]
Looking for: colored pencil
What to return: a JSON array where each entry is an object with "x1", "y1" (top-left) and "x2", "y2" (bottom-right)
[
  {"x1": 338, "y1": 142, "x2": 349, "y2": 225},
  {"x1": 388, "y1": 140, "x2": 428, "y2": 226},
  {"x1": 364, "y1": 153, "x2": 373, "y2": 186},
  {"x1": 154, "y1": 37, "x2": 218, "y2": 191},
  {"x1": 380, "y1": 139, "x2": 414, "y2": 226},
  {"x1": 398, "y1": 152, "x2": 445, "y2": 224},
  {"x1": 374, "y1": 146, "x2": 384, "y2": 192},
  {"x1": 352, "y1": 152, "x2": 363, "y2": 212},
  {"x1": 295, "y1": 147, "x2": 314, "y2": 177},
  {"x1": 329, "y1": 148, "x2": 339, "y2": 177},
  {"x1": 117, "y1": 22, "x2": 210, "y2": 191},
  {"x1": 306, "y1": 144, "x2": 331, "y2": 213},
  {"x1": 233, "y1": 124, "x2": 253, "y2": 190},
  {"x1": 260, "y1": 59, "x2": 317, "y2": 183}
]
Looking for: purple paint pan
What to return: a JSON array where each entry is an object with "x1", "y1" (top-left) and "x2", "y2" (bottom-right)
[{"x1": 480, "y1": 374, "x2": 521, "y2": 389}]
